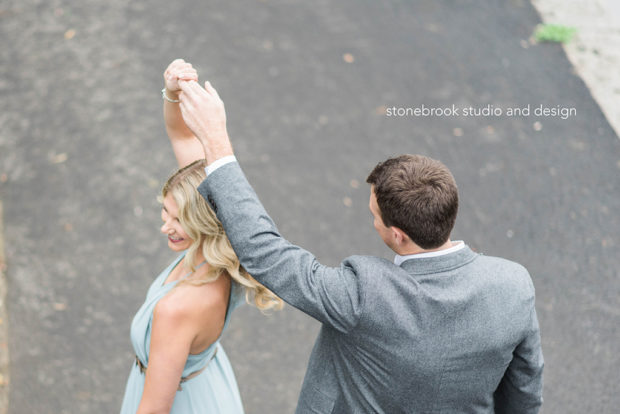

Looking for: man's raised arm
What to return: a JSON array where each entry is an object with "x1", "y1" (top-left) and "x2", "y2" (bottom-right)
[{"x1": 177, "y1": 80, "x2": 363, "y2": 333}]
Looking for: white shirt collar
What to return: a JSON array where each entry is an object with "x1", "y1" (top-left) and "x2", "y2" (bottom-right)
[{"x1": 394, "y1": 241, "x2": 465, "y2": 266}]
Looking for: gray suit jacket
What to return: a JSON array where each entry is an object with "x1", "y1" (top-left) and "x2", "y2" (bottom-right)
[{"x1": 198, "y1": 162, "x2": 543, "y2": 414}]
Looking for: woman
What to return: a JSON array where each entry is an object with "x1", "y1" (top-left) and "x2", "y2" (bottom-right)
[{"x1": 120, "y1": 59, "x2": 282, "y2": 414}]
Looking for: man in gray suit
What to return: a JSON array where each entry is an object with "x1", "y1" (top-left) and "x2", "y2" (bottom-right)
[{"x1": 177, "y1": 79, "x2": 544, "y2": 413}]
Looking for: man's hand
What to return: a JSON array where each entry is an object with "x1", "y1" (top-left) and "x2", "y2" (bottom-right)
[
  {"x1": 178, "y1": 80, "x2": 233, "y2": 163},
  {"x1": 163, "y1": 59, "x2": 198, "y2": 99}
]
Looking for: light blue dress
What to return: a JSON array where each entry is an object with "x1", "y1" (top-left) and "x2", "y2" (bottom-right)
[{"x1": 120, "y1": 252, "x2": 246, "y2": 413}]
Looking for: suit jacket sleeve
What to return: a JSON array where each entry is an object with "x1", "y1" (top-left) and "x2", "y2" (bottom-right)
[
  {"x1": 197, "y1": 161, "x2": 363, "y2": 333},
  {"x1": 494, "y1": 302, "x2": 544, "y2": 414}
]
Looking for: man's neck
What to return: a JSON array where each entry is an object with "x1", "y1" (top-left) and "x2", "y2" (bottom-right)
[{"x1": 395, "y1": 239, "x2": 454, "y2": 256}]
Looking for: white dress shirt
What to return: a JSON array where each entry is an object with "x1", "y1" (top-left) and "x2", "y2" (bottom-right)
[{"x1": 393, "y1": 241, "x2": 465, "y2": 266}]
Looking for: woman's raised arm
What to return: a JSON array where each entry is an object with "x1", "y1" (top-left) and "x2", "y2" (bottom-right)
[{"x1": 163, "y1": 59, "x2": 206, "y2": 168}]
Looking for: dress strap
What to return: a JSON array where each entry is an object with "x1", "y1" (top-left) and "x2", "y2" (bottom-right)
[{"x1": 179, "y1": 260, "x2": 207, "y2": 281}]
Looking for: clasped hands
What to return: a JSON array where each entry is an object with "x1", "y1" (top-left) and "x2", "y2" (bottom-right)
[{"x1": 164, "y1": 59, "x2": 233, "y2": 163}]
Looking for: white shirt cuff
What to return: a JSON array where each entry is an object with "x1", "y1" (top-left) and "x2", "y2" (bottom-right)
[{"x1": 205, "y1": 155, "x2": 237, "y2": 176}]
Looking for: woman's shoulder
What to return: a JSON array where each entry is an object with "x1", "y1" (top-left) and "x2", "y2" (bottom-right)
[{"x1": 154, "y1": 276, "x2": 230, "y2": 322}]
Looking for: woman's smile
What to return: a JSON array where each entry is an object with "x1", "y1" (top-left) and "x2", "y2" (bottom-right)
[{"x1": 168, "y1": 235, "x2": 185, "y2": 243}]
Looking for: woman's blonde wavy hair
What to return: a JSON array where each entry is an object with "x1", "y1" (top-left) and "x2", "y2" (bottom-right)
[{"x1": 162, "y1": 159, "x2": 283, "y2": 311}]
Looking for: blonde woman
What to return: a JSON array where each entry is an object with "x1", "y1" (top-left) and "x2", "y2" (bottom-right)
[{"x1": 120, "y1": 59, "x2": 282, "y2": 414}]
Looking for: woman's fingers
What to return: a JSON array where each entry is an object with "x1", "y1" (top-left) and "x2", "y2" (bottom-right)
[
  {"x1": 178, "y1": 73, "x2": 198, "y2": 81},
  {"x1": 178, "y1": 65, "x2": 195, "y2": 73},
  {"x1": 172, "y1": 66, "x2": 196, "y2": 77},
  {"x1": 164, "y1": 59, "x2": 186, "y2": 75},
  {"x1": 164, "y1": 59, "x2": 196, "y2": 81}
]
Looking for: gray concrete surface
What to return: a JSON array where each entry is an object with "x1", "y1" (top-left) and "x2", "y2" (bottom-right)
[
  {"x1": 533, "y1": 0, "x2": 620, "y2": 138},
  {"x1": 0, "y1": 0, "x2": 619, "y2": 413},
  {"x1": 0, "y1": 201, "x2": 8, "y2": 414}
]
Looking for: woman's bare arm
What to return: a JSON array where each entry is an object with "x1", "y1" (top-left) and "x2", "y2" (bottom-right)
[
  {"x1": 163, "y1": 59, "x2": 206, "y2": 169},
  {"x1": 136, "y1": 284, "x2": 227, "y2": 414},
  {"x1": 136, "y1": 299, "x2": 193, "y2": 414}
]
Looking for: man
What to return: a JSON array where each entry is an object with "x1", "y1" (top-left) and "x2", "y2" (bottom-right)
[{"x1": 177, "y1": 78, "x2": 544, "y2": 413}]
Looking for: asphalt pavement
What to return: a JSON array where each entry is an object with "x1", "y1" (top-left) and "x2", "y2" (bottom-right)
[{"x1": 0, "y1": 0, "x2": 619, "y2": 413}]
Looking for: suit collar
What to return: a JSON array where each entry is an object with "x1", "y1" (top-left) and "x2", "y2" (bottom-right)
[
  {"x1": 399, "y1": 244, "x2": 479, "y2": 275},
  {"x1": 393, "y1": 241, "x2": 466, "y2": 266}
]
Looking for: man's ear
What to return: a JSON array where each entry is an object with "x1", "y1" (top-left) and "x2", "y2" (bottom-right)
[{"x1": 390, "y1": 226, "x2": 409, "y2": 245}]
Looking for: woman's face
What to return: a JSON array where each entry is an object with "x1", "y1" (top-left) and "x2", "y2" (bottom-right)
[{"x1": 161, "y1": 193, "x2": 193, "y2": 252}]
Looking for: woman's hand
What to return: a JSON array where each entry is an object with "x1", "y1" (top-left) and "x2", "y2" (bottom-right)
[{"x1": 163, "y1": 59, "x2": 198, "y2": 98}]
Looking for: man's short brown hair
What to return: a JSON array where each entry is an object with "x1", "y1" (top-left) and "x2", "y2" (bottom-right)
[{"x1": 366, "y1": 154, "x2": 458, "y2": 249}]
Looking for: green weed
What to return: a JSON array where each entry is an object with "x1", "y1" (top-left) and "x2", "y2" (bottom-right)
[{"x1": 534, "y1": 24, "x2": 577, "y2": 43}]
